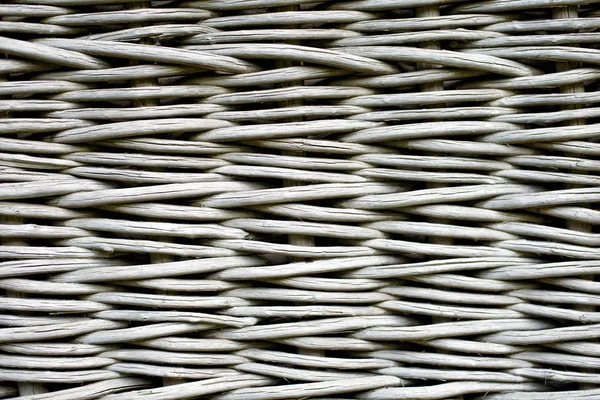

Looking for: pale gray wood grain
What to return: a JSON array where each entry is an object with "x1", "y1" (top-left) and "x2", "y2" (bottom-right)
[
  {"x1": 274, "y1": 276, "x2": 386, "y2": 291},
  {"x1": 14, "y1": 378, "x2": 149, "y2": 400},
  {"x1": 216, "y1": 316, "x2": 413, "y2": 340},
  {"x1": 49, "y1": 104, "x2": 225, "y2": 121},
  {"x1": 213, "y1": 255, "x2": 401, "y2": 280},
  {"x1": 355, "y1": 319, "x2": 551, "y2": 341},
  {"x1": 45, "y1": 8, "x2": 212, "y2": 25},
  {"x1": 225, "y1": 218, "x2": 382, "y2": 239},
  {"x1": 214, "y1": 376, "x2": 401, "y2": 400},
  {"x1": 368, "y1": 221, "x2": 515, "y2": 241},
  {"x1": 0, "y1": 36, "x2": 107, "y2": 69},
  {"x1": 101, "y1": 349, "x2": 247, "y2": 366},
  {"x1": 36, "y1": 39, "x2": 257, "y2": 73},
  {"x1": 357, "y1": 154, "x2": 512, "y2": 170},
  {"x1": 364, "y1": 238, "x2": 518, "y2": 257},
  {"x1": 208, "y1": 86, "x2": 372, "y2": 105},
  {"x1": 379, "y1": 299, "x2": 524, "y2": 320},
  {"x1": 0, "y1": 224, "x2": 88, "y2": 239},
  {"x1": 86, "y1": 24, "x2": 217, "y2": 42},
  {"x1": 0, "y1": 342, "x2": 108, "y2": 357},
  {"x1": 369, "y1": 349, "x2": 532, "y2": 369},
  {"x1": 492, "y1": 221, "x2": 600, "y2": 247},
  {"x1": 37, "y1": 65, "x2": 199, "y2": 83},
  {"x1": 246, "y1": 138, "x2": 391, "y2": 155},
  {"x1": 183, "y1": 43, "x2": 398, "y2": 74},
  {"x1": 512, "y1": 368, "x2": 600, "y2": 384},
  {"x1": 0, "y1": 202, "x2": 87, "y2": 220},
  {"x1": 209, "y1": 105, "x2": 366, "y2": 122},
  {"x1": 186, "y1": 0, "x2": 320, "y2": 10},
  {"x1": 0, "y1": 279, "x2": 109, "y2": 295},
  {"x1": 53, "y1": 256, "x2": 261, "y2": 283},
  {"x1": 254, "y1": 203, "x2": 390, "y2": 223},
  {"x1": 353, "y1": 106, "x2": 515, "y2": 122},
  {"x1": 346, "y1": 14, "x2": 506, "y2": 31},
  {"x1": 495, "y1": 169, "x2": 600, "y2": 186},
  {"x1": 212, "y1": 239, "x2": 378, "y2": 258},
  {"x1": 94, "y1": 310, "x2": 254, "y2": 327},
  {"x1": 64, "y1": 218, "x2": 247, "y2": 239},
  {"x1": 54, "y1": 181, "x2": 260, "y2": 208},
  {"x1": 279, "y1": 336, "x2": 390, "y2": 352},
  {"x1": 359, "y1": 382, "x2": 543, "y2": 400},
  {"x1": 101, "y1": 203, "x2": 249, "y2": 221},
  {"x1": 0, "y1": 297, "x2": 109, "y2": 313},
  {"x1": 382, "y1": 285, "x2": 520, "y2": 305},
  {"x1": 87, "y1": 292, "x2": 249, "y2": 309},
  {"x1": 67, "y1": 168, "x2": 225, "y2": 185},
  {"x1": 0, "y1": 246, "x2": 100, "y2": 260},
  {"x1": 0, "y1": 179, "x2": 110, "y2": 201},
  {"x1": 485, "y1": 17, "x2": 600, "y2": 32},
  {"x1": 0, "y1": 368, "x2": 120, "y2": 383},
  {"x1": 422, "y1": 338, "x2": 524, "y2": 355},
  {"x1": 381, "y1": 366, "x2": 529, "y2": 383},
  {"x1": 0, "y1": 4, "x2": 69, "y2": 17},
  {"x1": 485, "y1": 387, "x2": 600, "y2": 400},
  {"x1": 239, "y1": 348, "x2": 392, "y2": 370},
  {"x1": 100, "y1": 374, "x2": 274, "y2": 400},
  {"x1": 213, "y1": 165, "x2": 367, "y2": 183},
  {"x1": 53, "y1": 118, "x2": 233, "y2": 143},
  {"x1": 337, "y1": 46, "x2": 536, "y2": 76},
  {"x1": 343, "y1": 184, "x2": 535, "y2": 210},
  {"x1": 0, "y1": 319, "x2": 125, "y2": 343},
  {"x1": 0, "y1": 80, "x2": 86, "y2": 95},
  {"x1": 140, "y1": 337, "x2": 246, "y2": 352},
  {"x1": 222, "y1": 305, "x2": 386, "y2": 318},
  {"x1": 481, "y1": 260, "x2": 600, "y2": 280},
  {"x1": 481, "y1": 323, "x2": 600, "y2": 345},
  {"x1": 0, "y1": 154, "x2": 80, "y2": 170},
  {"x1": 107, "y1": 363, "x2": 239, "y2": 380},
  {"x1": 192, "y1": 65, "x2": 348, "y2": 88},
  {"x1": 79, "y1": 323, "x2": 215, "y2": 345},
  {"x1": 333, "y1": 29, "x2": 499, "y2": 46},
  {"x1": 224, "y1": 287, "x2": 391, "y2": 303},
  {"x1": 343, "y1": 89, "x2": 510, "y2": 107},
  {"x1": 408, "y1": 273, "x2": 527, "y2": 292},
  {"x1": 205, "y1": 10, "x2": 374, "y2": 28},
  {"x1": 123, "y1": 278, "x2": 239, "y2": 293},
  {"x1": 201, "y1": 182, "x2": 399, "y2": 209},
  {"x1": 103, "y1": 138, "x2": 242, "y2": 154},
  {"x1": 61, "y1": 237, "x2": 238, "y2": 258},
  {"x1": 346, "y1": 256, "x2": 534, "y2": 279},
  {"x1": 236, "y1": 362, "x2": 370, "y2": 381},
  {"x1": 396, "y1": 138, "x2": 535, "y2": 156},
  {"x1": 334, "y1": 68, "x2": 483, "y2": 88},
  {"x1": 0, "y1": 354, "x2": 114, "y2": 370},
  {"x1": 195, "y1": 120, "x2": 378, "y2": 142},
  {"x1": 184, "y1": 29, "x2": 358, "y2": 44},
  {"x1": 541, "y1": 277, "x2": 600, "y2": 295}
]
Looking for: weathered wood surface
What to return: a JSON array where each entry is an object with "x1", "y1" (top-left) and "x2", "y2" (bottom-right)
[{"x1": 3, "y1": 2, "x2": 600, "y2": 399}]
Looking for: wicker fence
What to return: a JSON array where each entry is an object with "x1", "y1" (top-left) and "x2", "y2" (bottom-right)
[{"x1": 1, "y1": 0, "x2": 600, "y2": 399}]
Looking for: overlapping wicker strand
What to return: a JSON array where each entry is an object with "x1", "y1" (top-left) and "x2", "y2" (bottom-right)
[{"x1": 1, "y1": 0, "x2": 600, "y2": 399}]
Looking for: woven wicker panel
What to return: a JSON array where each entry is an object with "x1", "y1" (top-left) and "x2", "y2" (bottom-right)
[{"x1": 1, "y1": 0, "x2": 600, "y2": 399}]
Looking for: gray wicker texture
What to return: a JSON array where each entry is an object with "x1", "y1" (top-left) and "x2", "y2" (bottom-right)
[{"x1": 1, "y1": 0, "x2": 600, "y2": 399}]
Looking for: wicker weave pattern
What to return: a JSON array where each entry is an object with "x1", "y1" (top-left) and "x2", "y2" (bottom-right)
[{"x1": 1, "y1": 0, "x2": 600, "y2": 399}]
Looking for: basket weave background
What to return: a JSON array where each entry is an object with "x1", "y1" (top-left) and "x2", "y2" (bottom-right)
[{"x1": 1, "y1": 0, "x2": 600, "y2": 399}]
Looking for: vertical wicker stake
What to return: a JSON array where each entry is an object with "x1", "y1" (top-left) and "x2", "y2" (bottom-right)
[
  {"x1": 416, "y1": 5, "x2": 462, "y2": 400},
  {"x1": 274, "y1": 3, "x2": 324, "y2": 359},
  {"x1": 0, "y1": 52, "x2": 46, "y2": 394},
  {"x1": 1, "y1": 216, "x2": 47, "y2": 396},
  {"x1": 127, "y1": 0, "x2": 183, "y2": 388},
  {"x1": 552, "y1": 5, "x2": 594, "y2": 391}
]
